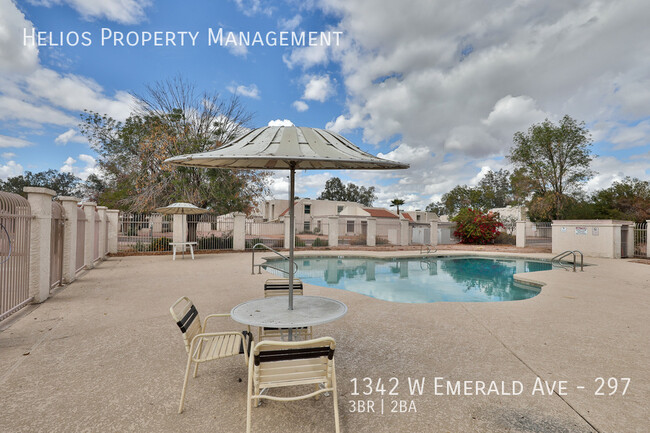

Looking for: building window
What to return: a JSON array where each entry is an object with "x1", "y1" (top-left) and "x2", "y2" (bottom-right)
[
  {"x1": 304, "y1": 221, "x2": 311, "y2": 232},
  {"x1": 304, "y1": 204, "x2": 311, "y2": 214},
  {"x1": 416, "y1": 214, "x2": 421, "y2": 221},
  {"x1": 337, "y1": 205, "x2": 344, "y2": 214},
  {"x1": 347, "y1": 220, "x2": 355, "y2": 233}
]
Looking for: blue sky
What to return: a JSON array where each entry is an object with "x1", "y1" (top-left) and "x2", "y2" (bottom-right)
[{"x1": 1, "y1": 0, "x2": 649, "y2": 210}]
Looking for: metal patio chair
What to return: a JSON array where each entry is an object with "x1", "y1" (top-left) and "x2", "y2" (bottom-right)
[
  {"x1": 170, "y1": 296, "x2": 253, "y2": 413},
  {"x1": 246, "y1": 337, "x2": 340, "y2": 433}
]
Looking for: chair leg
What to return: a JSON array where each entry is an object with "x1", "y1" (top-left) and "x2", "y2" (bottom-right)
[
  {"x1": 179, "y1": 355, "x2": 193, "y2": 413},
  {"x1": 193, "y1": 361, "x2": 200, "y2": 378},
  {"x1": 332, "y1": 364, "x2": 340, "y2": 433},
  {"x1": 193, "y1": 340, "x2": 203, "y2": 378},
  {"x1": 314, "y1": 384, "x2": 321, "y2": 400},
  {"x1": 246, "y1": 362, "x2": 254, "y2": 433}
]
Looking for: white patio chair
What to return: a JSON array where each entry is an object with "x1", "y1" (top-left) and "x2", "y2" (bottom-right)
[
  {"x1": 170, "y1": 296, "x2": 253, "y2": 413},
  {"x1": 246, "y1": 337, "x2": 340, "y2": 433},
  {"x1": 260, "y1": 279, "x2": 312, "y2": 340}
]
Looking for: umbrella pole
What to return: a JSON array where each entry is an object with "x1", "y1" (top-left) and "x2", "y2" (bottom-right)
[
  {"x1": 182, "y1": 213, "x2": 185, "y2": 259},
  {"x1": 288, "y1": 164, "x2": 295, "y2": 310}
]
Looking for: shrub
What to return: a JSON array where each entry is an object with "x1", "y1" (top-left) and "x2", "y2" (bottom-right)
[
  {"x1": 198, "y1": 234, "x2": 233, "y2": 250},
  {"x1": 131, "y1": 241, "x2": 150, "y2": 252},
  {"x1": 350, "y1": 235, "x2": 367, "y2": 245},
  {"x1": 451, "y1": 208, "x2": 504, "y2": 244},
  {"x1": 246, "y1": 238, "x2": 265, "y2": 249},
  {"x1": 150, "y1": 237, "x2": 171, "y2": 251},
  {"x1": 494, "y1": 232, "x2": 516, "y2": 245},
  {"x1": 312, "y1": 237, "x2": 328, "y2": 247},
  {"x1": 295, "y1": 236, "x2": 306, "y2": 247},
  {"x1": 375, "y1": 237, "x2": 390, "y2": 245}
]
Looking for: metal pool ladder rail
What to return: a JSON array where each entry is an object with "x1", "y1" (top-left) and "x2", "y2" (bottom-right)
[
  {"x1": 551, "y1": 250, "x2": 584, "y2": 272},
  {"x1": 251, "y1": 243, "x2": 298, "y2": 275}
]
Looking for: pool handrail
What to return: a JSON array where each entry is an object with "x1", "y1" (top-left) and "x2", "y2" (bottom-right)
[
  {"x1": 251, "y1": 243, "x2": 298, "y2": 275},
  {"x1": 551, "y1": 250, "x2": 584, "y2": 272}
]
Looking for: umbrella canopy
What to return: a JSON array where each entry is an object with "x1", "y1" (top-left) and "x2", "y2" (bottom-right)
[
  {"x1": 155, "y1": 202, "x2": 209, "y2": 215},
  {"x1": 164, "y1": 126, "x2": 408, "y2": 170},
  {"x1": 165, "y1": 126, "x2": 409, "y2": 309}
]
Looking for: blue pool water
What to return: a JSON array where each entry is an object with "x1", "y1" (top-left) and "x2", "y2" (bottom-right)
[{"x1": 265, "y1": 256, "x2": 551, "y2": 303}]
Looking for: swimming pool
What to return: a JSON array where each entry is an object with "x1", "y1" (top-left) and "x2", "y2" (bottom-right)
[{"x1": 264, "y1": 256, "x2": 551, "y2": 303}]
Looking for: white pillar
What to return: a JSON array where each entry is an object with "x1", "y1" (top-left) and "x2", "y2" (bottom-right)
[
  {"x1": 328, "y1": 216, "x2": 339, "y2": 247},
  {"x1": 82, "y1": 202, "x2": 97, "y2": 269},
  {"x1": 625, "y1": 223, "x2": 635, "y2": 258},
  {"x1": 429, "y1": 221, "x2": 439, "y2": 246},
  {"x1": 173, "y1": 214, "x2": 186, "y2": 243},
  {"x1": 233, "y1": 212, "x2": 246, "y2": 250},
  {"x1": 400, "y1": 220, "x2": 409, "y2": 246},
  {"x1": 516, "y1": 221, "x2": 526, "y2": 248},
  {"x1": 366, "y1": 218, "x2": 376, "y2": 247},
  {"x1": 24, "y1": 187, "x2": 56, "y2": 303},
  {"x1": 284, "y1": 217, "x2": 292, "y2": 249},
  {"x1": 106, "y1": 210, "x2": 119, "y2": 254},
  {"x1": 58, "y1": 196, "x2": 80, "y2": 284},
  {"x1": 96, "y1": 206, "x2": 107, "y2": 260}
]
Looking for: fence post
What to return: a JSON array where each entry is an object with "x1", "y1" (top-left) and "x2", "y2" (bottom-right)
[
  {"x1": 82, "y1": 202, "x2": 97, "y2": 269},
  {"x1": 58, "y1": 196, "x2": 80, "y2": 284},
  {"x1": 24, "y1": 187, "x2": 56, "y2": 303},
  {"x1": 106, "y1": 210, "x2": 119, "y2": 254},
  {"x1": 233, "y1": 212, "x2": 246, "y2": 250},
  {"x1": 96, "y1": 206, "x2": 107, "y2": 260},
  {"x1": 430, "y1": 220, "x2": 439, "y2": 246},
  {"x1": 400, "y1": 220, "x2": 409, "y2": 246},
  {"x1": 366, "y1": 218, "x2": 376, "y2": 247},
  {"x1": 647, "y1": 221, "x2": 650, "y2": 258},
  {"x1": 516, "y1": 221, "x2": 526, "y2": 248},
  {"x1": 328, "y1": 216, "x2": 339, "y2": 247}
]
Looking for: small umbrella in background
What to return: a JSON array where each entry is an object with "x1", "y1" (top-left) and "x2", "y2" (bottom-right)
[
  {"x1": 155, "y1": 202, "x2": 209, "y2": 259},
  {"x1": 165, "y1": 126, "x2": 409, "y2": 306}
]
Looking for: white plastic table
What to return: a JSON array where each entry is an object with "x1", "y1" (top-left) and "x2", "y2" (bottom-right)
[
  {"x1": 169, "y1": 242, "x2": 197, "y2": 260},
  {"x1": 230, "y1": 296, "x2": 348, "y2": 340}
]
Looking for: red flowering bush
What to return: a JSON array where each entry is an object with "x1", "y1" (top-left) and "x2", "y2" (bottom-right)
[{"x1": 451, "y1": 208, "x2": 504, "y2": 244}]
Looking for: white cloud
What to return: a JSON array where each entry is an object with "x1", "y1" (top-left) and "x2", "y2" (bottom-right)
[
  {"x1": 26, "y1": 0, "x2": 152, "y2": 24},
  {"x1": 0, "y1": 160, "x2": 23, "y2": 180},
  {"x1": 279, "y1": 14, "x2": 302, "y2": 31},
  {"x1": 54, "y1": 128, "x2": 86, "y2": 145},
  {"x1": 227, "y1": 83, "x2": 260, "y2": 99},
  {"x1": 283, "y1": 44, "x2": 330, "y2": 69},
  {"x1": 585, "y1": 156, "x2": 650, "y2": 191},
  {"x1": 60, "y1": 154, "x2": 99, "y2": 180},
  {"x1": 0, "y1": 135, "x2": 32, "y2": 148},
  {"x1": 227, "y1": 43, "x2": 249, "y2": 58},
  {"x1": 0, "y1": 0, "x2": 39, "y2": 74},
  {"x1": 268, "y1": 119, "x2": 294, "y2": 126},
  {"x1": 232, "y1": 0, "x2": 273, "y2": 17},
  {"x1": 302, "y1": 75, "x2": 335, "y2": 102},
  {"x1": 292, "y1": 100, "x2": 309, "y2": 112},
  {"x1": 1, "y1": 152, "x2": 16, "y2": 159}
]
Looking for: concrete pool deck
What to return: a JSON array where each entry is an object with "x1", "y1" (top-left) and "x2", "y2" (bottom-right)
[{"x1": 0, "y1": 251, "x2": 648, "y2": 432}]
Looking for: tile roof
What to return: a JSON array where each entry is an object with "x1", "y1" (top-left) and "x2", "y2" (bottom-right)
[
  {"x1": 279, "y1": 201, "x2": 298, "y2": 217},
  {"x1": 363, "y1": 208, "x2": 399, "y2": 219},
  {"x1": 401, "y1": 212, "x2": 414, "y2": 221}
]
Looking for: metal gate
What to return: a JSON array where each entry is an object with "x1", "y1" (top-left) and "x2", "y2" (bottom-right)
[
  {"x1": 76, "y1": 207, "x2": 86, "y2": 272},
  {"x1": 49, "y1": 201, "x2": 65, "y2": 289},
  {"x1": 0, "y1": 191, "x2": 32, "y2": 321},
  {"x1": 634, "y1": 222, "x2": 647, "y2": 258}
]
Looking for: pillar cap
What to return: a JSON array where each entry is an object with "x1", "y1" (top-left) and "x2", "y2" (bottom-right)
[
  {"x1": 58, "y1": 196, "x2": 81, "y2": 203},
  {"x1": 81, "y1": 202, "x2": 97, "y2": 207},
  {"x1": 96, "y1": 206, "x2": 108, "y2": 210},
  {"x1": 106, "y1": 209, "x2": 120, "y2": 214},
  {"x1": 23, "y1": 186, "x2": 56, "y2": 196}
]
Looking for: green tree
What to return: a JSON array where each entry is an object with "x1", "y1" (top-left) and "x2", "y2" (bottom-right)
[
  {"x1": 591, "y1": 177, "x2": 650, "y2": 222},
  {"x1": 390, "y1": 198, "x2": 405, "y2": 214},
  {"x1": 478, "y1": 169, "x2": 513, "y2": 208},
  {"x1": 509, "y1": 115, "x2": 595, "y2": 220},
  {"x1": 0, "y1": 170, "x2": 80, "y2": 197},
  {"x1": 79, "y1": 76, "x2": 269, "y2": 214},
  {"x1": 317, "y1": 177, "x2": 376, "y2": 206}
]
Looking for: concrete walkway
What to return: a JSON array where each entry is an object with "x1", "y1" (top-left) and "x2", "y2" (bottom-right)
[{"x1": 0, "y1": 251, "x2": 648, "y2": 432}]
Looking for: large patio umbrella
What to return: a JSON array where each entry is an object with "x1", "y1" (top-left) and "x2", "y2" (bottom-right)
[
  {"x1": 155, "y1": 202, "x2": 209, "y2": 258},
  {"x1": 164, "y1": 126, "x2": 409, "y2": 308}
]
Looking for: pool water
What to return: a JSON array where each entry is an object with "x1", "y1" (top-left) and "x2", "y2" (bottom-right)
[{"x1": 265, "y1": 256, "x2": 551, "y2": 303}]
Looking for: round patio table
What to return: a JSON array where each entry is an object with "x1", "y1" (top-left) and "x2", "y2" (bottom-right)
[{"x1": 230, "y1": 296, "x2": 348, "y2": 341}]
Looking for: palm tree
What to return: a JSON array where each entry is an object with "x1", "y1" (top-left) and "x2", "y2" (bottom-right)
[{"x1": 390, "y1": 198, "x2": 405, "y2": 215}]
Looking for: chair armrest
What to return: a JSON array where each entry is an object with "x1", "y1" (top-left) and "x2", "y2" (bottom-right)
[
  {"x1": 189, "y1": 331, "x2": 246, "y2": 347},
  {"x1": 202, "y1": 313, "x2": 231, "y2": 331}
]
